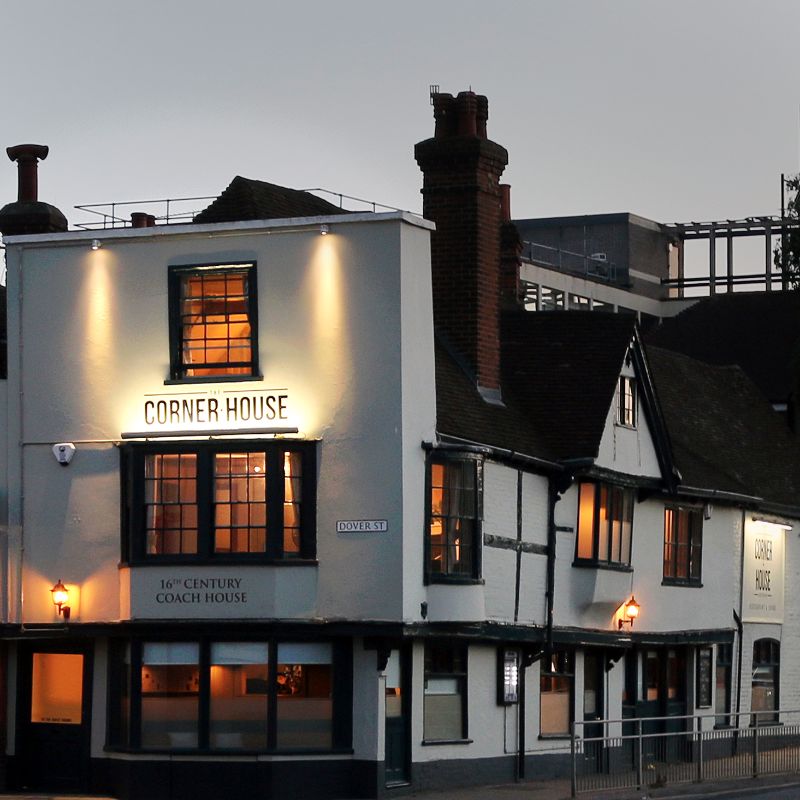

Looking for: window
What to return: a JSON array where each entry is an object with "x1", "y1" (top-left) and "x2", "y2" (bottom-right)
[
  {"x1": 540, "y1": 650, "x2": 573, "y2": 737},
  {"x1": 423, "y1": 642, "x2": 468, "y2": 742},
  {"x1": 169, "y1": 263, "x2": 258, "y2": 379},
  {"x1": 663, "y1": 506, "x2": 702, "y2": 584},
  {"x1": 109, "y1": 639, "x2": 348, "y2": 752},
  {"x1": 715, "y1": 643, "x2": 732, "y2": 727},
  {"x1": 122, "y1": 442, "x2": 315, "y2": 563},
  {"x1": 751, "y1": 639, "x2": 779, "y2": 725},
  {"x1": 618, "y1": 376, "x2": 636, "y2": 427},
  {"x1": 575, "y1": 482, "x2": 634, "y2": 566},
  {"x1": 426, "y1": 456, "x2": 481, "y2": 581}
]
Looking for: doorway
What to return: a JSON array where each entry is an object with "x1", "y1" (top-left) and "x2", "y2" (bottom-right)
[
  {"x1": 384, "y1": 647, "x2": 410, "y2": 785},
  {"x1": 16, "y1": 642, "x2": 93, "y2": 792}
]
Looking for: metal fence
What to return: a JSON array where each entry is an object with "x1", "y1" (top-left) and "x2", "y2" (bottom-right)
[{"x1": 571, "y1": 710, "x2": 800, "y2": 796}]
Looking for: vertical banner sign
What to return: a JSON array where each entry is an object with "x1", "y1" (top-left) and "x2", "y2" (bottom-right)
[{"x1": 742, "y1": 520, "x2": 785, "y2": 623}]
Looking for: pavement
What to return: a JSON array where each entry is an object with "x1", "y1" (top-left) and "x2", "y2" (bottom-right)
[{"x1": 2, "y1": 774, "x2": 800, "y2": 800}]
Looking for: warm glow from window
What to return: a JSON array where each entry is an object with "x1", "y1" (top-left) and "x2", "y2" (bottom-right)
[{"x1": 31, "y1": 653, "x2": 83, "y2": 725}]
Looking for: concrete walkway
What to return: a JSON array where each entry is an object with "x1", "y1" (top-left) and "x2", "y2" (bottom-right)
[{"x1": 2, "y1": 774, "x2": 800, "y2": 800}]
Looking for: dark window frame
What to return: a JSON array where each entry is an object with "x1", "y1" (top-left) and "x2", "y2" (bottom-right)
[
  {"x1": 715, "y1": 643, "x2": 733, "y2": 727},
  {"x1": 662, "y1": 505, "x2": 703, "y2": 586},
  {"x1": 422, "y1": 641, "x2": 469, "y2": 744},
  {"x1": 106, "y1": 637, "x2": 351, "y2": 754},
  {"x1": 617, "y1": 376, "x2": 637, "y2": 428},
  {"x1": 168, "y1": 262, "x2": 260, "y2": 382},
  {"x1": 121, "y1": 440, "x2": 316, "y2": 566},
  {"x1": 574, "y1": 481, "x2": 634, "y2": 568},
  {"x1": 751, "y1": 638, "x2": 780, "y2": 725},
  {"x1": 539, "y1": 649, "x2": 574, "y2": 738},
  {"x1": 424, "y1": 454, "x2": 483, "y2": 584}
]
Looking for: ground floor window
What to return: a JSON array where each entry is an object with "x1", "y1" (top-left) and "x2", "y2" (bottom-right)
[
  {"x1": 108, "y1": 638, "x2": 350, "y2": 752},
  {"x1": 715, "y1": 643, "x2": 732, "y2": 727},
  {"x1": 751, "y1": 638, "x2": 779, "y2": 725},
  {"x1": 540, "y1": 650, "x2": 573, "y2": 736},
  {"x1": 423, "y1": 641, "x2": 468, "y2": 742}
]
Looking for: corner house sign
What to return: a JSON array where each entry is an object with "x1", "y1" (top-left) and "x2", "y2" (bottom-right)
[
  {"x1": 122, "y1": 388, "x2": 298, "y2": 439},
  {"x1": 742, "y1": 519, "x2": 785, "y2": 624}
]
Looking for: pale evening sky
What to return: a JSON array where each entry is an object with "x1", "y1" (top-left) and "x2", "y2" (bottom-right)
[{"x1": 2, "y1": 0, "x2": 799, "y2": 230}]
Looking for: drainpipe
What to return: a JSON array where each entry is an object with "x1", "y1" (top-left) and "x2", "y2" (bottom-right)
[{"x1": 517, "y1": 648, "x2": 543, "y2": 781}]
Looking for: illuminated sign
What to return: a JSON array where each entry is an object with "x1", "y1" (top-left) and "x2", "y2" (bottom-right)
[
  {"x1": 498, "y1": 648, "x2": 520, "y2": 705},
  {"x1": 742, "y1": 520, "x2": 785, "y2": 623},
  {"x1": 123, "y1": 387, "x2": 298, "y2": 438}
]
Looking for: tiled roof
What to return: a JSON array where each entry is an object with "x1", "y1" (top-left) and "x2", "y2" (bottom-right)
[
  {"x1": 647, "y1": 346, "x2": 800, "y2": 508},
  {"x1": 646, "y1": 291, "x2": 800, "y2": 403},
  {"x1": 194, "y1": 176, "x2": 351, "y2": 224},
  {"x1": 500, "y1": 311, "x2": 637, "y2": 460}
]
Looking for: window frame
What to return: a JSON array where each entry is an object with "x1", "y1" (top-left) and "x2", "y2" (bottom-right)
[
  {"x1": 422, "y1": 641, "x2": 469, "y2": 744},
  {"x1": 121, "y1": 440, "x2": 316, "y2": 565},
  {"x1": 424, "y1": 453, "x2": 483, "y2": 584},
  {"x1": 617, "y1": 376, "x2": 637, "y2": 428},
  {"x1": 715, "y1": 643, "x2": 733, "y2": 728},
  {"x1": 574, "y1": 481, "x2": 634, "y2": 569},
  {"x1": 106, "y1": 637, "x2": 352, "y2": 754},
  {"x1": 539, "y1": 649, "x2": 574, "y2": 738},
  {"x1": 751, "y1": 638, "x2": 780, "y2": 726},
  {"x1": 662, "y1": 505, "x2": 703, "y2": 586},
  {"x1": 168, "y1": 262, "x2": 260, "y2": 382}
]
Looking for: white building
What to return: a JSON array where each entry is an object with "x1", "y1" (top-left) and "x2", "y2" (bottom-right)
[{"x1": 0, "y1": 93, "x2": 797, "y2": 799}]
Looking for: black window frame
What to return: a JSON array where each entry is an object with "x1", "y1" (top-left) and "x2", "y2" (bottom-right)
[
  {"x1": 168, "y1": 262, "x2": 260, "y2": 382},
  {"x1": 539, "y1": 649, "x2": 574, "y2": 738},
  {"x1": 422, "y1": 641, "x2": 469, "y2": 744},
  {"x1": 424, "y1": 453, "x2": 483, "y2": 584},
  {"x1": 662, "y1": 505, "x2": 703, "y2": 586},
  {"x1": 617, "y1": 376, "x2": 637, "y2": 428},
  {"x1": 106, "y1": 637, "x2": 352, "y2": 754},
  {"x1": 121, "y1": 440, "x2": 316, "y2": 565},
  {"x1": 715, "y1": 643, "x2": 733, "y2": 727},
  {"x1": 574, "y1": 481, "x2": 635, "y2": 569},
  {"x1": 751, "y1": 638, "x2": 780, "y2": 725}
]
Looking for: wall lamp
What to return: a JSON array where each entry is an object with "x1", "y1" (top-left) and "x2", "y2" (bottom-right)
[
  {"x1": 51, "y1": 579, "x2": 71, "y2": 620},
  {"x1": 90, "y1": 239, "x2": 102, "y2": 250},
  {"x1": 618, "y1": 596, "x2": 640, "y2": 630},
  {"x1": 319, "y1": 224, "x2": 329, "y2": 235},
  {"x1": 752, "y1": 517, "x2": 793, "y2": 531}
]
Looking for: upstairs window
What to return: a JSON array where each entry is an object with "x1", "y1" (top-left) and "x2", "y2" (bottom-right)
[
  {"x1": 617, "y1": 376, "x2": 636, "y2": 427},
  {"x1": 169, "y1": 263, "x2": 258, "y2": 380},
  {"x1": 122, "y1": 442, "x2": 315, "y2": 564},
  {"x1": 575, "y1": 482, "x2": 634, "y2": 567},
  {"x1": 663, "y1": 506, "x2": 702, "y2": 584},
  {"x1": 426, "y1": 456, "x2": 482, "y2": 582}
]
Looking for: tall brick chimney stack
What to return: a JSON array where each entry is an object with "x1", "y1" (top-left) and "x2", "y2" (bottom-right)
[{"x1": 415, "y1": 90, "x2": 508, "y2": 402}]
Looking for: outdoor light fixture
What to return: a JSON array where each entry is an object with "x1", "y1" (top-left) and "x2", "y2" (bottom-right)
[
  {"x1": 50, "y1": 580, "x2": 71, "y2": 620},
  {"x1": 319, "y1": 224, "x2": 329, "y2": 235},
  {"x1": 752, "y1": 517, "x2": 793, "y2": 531},
  {"x1": 91, "y1": 239, "x2": 101, "y2": 250},
  {"x1": 618, "y1": 595, "x2": 640, "y2": 630}
]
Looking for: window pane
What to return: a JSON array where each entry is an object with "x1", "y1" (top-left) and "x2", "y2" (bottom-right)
[
  {"x1": 424, "y1": 642, "x2": 466, "y2": 741},
  {"x1": 210, "y1": 643, "x2": 269, "y2": 750},
  {"x1": 540, "y1": 650, "x2": 573, "y2": 736},
  {"x1": 31, "y1": 653, "x2": 83, "y2": 725},
  {"x1": 275, "y1": 643, "x2": 332, "y2": 750},
  {"x1": 576, "y1": 483, "x2": 595, "y2": 560},
  {"x1": 141, "y1": 643, "x2": 199, "y2": 749},
  {"x1": 144, "y1": 454, "x2": 198, "y2": 555},
  {"x1": 283, "y1": 452, "x2": 302, "y2": 557},
  {"x1": 214, "y1": 452, "x2": 267, "y2": 554}
]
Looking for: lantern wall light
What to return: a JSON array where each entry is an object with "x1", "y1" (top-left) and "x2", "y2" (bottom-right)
[
  {"x1": 618, "y1": 595, "x2": 640, "y2": 630},
  {"x1": 51, "y1": 579, "x2": 71, "y2": 620}
]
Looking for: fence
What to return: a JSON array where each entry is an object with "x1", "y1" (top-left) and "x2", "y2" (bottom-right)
[{"x1": 571, "y1": 709, "x2": 800, "y2": 796}]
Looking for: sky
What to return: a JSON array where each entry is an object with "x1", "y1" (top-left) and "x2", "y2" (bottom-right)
[{"x1": 2, "y1": 1, "x2": 800, "y2": 230}]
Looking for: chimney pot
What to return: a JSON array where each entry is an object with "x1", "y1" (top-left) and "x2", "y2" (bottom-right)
[
  {"x1": 6, "y1": 144, "x2": 49, "y2": 203},
  {"x1": 456, "y1": 91, "x2": 478, "y2": 137},
  {"x1": 131, "y1": 212, "x2": 156, "y2": 228}
]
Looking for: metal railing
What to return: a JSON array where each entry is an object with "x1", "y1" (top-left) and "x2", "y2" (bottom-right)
[
  {"x1": 523, "y1": 241, "x2": 621, "y2": 284},
  {"x1": 571, "y1": 709, "x2": 800, "y2": 796}
]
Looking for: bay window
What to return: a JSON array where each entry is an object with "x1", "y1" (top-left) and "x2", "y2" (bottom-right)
[
  {"x1": 108, "y1": 639, "x2": 349, "y2": 752},
  {"x1": 575, "y1": 482, "x2": 634, "y2": 567}
]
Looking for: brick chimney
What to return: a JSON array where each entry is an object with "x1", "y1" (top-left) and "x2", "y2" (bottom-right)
[
  {"x1": 0, "y1": 144, "x2": 68, "y2": 236},
  {"x1": 415, "y1": 90, "x2": 508, "y2": 401}
]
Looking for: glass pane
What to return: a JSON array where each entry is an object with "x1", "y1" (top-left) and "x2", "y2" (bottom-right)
[
  {"x1": 31, "y1": 653, "x2": 83, "y2": 725},
  {"x1": 576, "y1": 483, "x2": 595, "y2": 560},
  {"x1": 275, "y1": 644, "x2": 332, "y2": 750},
  {"x1": 210, "y1": 642, "x2": 269, "y2": 750}
]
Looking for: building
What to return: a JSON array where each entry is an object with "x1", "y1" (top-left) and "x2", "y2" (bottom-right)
[{"x1": 0, "y1": 92, "x2": 797, "y2": 800}]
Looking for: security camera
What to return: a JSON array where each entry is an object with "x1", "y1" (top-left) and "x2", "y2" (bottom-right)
[{"x1": 53, "y1": 443, "x2": 76, "y2": 466}]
